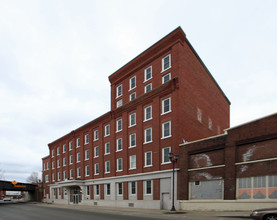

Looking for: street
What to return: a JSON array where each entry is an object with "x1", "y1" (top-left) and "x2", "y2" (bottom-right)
[{"x1": 0, "y1": 203, "x2": 251, "y2": 220}]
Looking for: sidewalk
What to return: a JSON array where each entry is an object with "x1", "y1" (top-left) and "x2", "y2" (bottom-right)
[{"x1": 34, "y1": 202, "x2": 252, "y2": 219}]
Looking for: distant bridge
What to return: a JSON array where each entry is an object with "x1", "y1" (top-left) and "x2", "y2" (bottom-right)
[{"x1": 0, "y1": 180, "x2": 37, "y2": 191}]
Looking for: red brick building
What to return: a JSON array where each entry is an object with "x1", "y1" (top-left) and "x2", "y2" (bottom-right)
[
  {"x1": 179, "y1": 112, "x2": 277, "y2": 211},
  {"x1": 42, "y1": 27, "x2": 230, "y2": 209}
]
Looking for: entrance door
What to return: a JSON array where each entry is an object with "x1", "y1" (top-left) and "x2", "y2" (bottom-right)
[
  {"x1": 73, "y1": 194, "x2": 79, "y2": 204},
  {"x1": 161, "y1": 193, "x2": 170, "y2": 210},
  {"x1": 69, "y1": 186, "x2": 82, "y2": 204}
]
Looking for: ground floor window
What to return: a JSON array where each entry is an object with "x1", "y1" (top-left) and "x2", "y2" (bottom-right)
[
  {"x1": 237, "y1": 175, "x2": 277, "y2": 199},
  {"x1": 189, "y1": 179, "x2": 223, "y2": 200}
]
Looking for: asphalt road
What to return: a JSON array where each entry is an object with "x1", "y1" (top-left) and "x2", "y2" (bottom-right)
[{"x1": 0, "y1": 202, "x2": 251, "y2": 220}]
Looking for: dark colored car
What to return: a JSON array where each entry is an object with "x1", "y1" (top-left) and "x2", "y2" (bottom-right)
[{"x1": 250, "y1": 208, "x2": 277, "y2": 220}]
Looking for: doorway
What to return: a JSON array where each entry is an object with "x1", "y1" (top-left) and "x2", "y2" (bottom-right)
[
  {"x1": 69, "y1": 187, "x2": 82, "y2": 204},
  {"x1": 161, "y1": 193, "x2": 170, "y2": 210}
]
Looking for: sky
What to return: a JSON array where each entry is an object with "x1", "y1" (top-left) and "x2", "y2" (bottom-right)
[{"x1": 0, "y1": 0, "x2": 277, "y2": 182}]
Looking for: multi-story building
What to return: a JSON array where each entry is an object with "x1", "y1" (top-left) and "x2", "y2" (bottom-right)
[{"x1": 42, "y1": 27, "x2": 230, "y2": 209}]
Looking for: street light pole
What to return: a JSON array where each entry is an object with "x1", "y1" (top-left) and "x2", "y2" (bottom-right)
[{"x1": 168, "y1": 152, "x2": 178, "y2": 211}]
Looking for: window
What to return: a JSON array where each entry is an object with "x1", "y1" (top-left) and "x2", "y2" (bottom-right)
[
  {"x1": 129, "y1": 76, "x2": 136, "y2": 90},
  {"x1": 85, "y1": 165, "x2": 89, "y2": 176},
  {"x1": 94, "y1": 163, "x2": 99, "y2": 175},
  {"x1": 144, "y1": 127, "x2": 152, "y2": 144},
  {"x1": 69, "y1": 155, "x2": 73, "y2": 164},
  {"x1": 85, "y1": 149, "x2": 89, "y2": 160},
  {"x1": 129, "y1": 133, "x2": 136, "y2": 148},
  {"x1": 144, "y1": 105, "x2": 152, "y2": 121},
  {"x1": 85, "y1": 134, "x2": 89, "y2": 145},
  {"x1": 116, "y1": 119, "x2": 122, "y2": 132},
  {"x1": 77, "y1": 152, "x2": 81, "y2": 163},
  {"x1": 118, "y1": 183, "x2": 123, "y2": 195},
  {"x1": 94, "y1": 146, "x2": 99, "y2": 158},
  {"x1": 57, "y1": 159, "x2": 60, "y2": 168},
  {"x1": 52, "y1": 161, "x2": 55, "y2": 169},
  {"x1": 129, "y1": 92, "x2": 136, "y2": 101},
  {"x1": 117, "y1": 99, "x2": 123, "y2": 108},
  {"x1": 116, "y1": 138, "x2": 122, "y2": 151},
  {"x1": 131, "y1": 181, "x2": 136, "y2": 195},
  {"x1": 52, "y1": 173, "x2": 55, "y2": 182},
  {"x1": 47, "y1": 162, "x2": 49, "y2": 170},
  {"x1": 105, "y1": 124, "x2": 110, "y2": 137},
  {"x1": 63, "y1": 144, "x2": 66, "y2": 153},
  {"x1": 52, "y1": 149, "x2": 54, "y2": 157},
  {"x1": 129, "y1": 155, "x2": 136, "y2": 170},
  {"x1": 162, "y1": 121, "x2": 171, "y2": 138},
  {"x1": 129, "y1": 113, "x2": 136, "y2": 127},
  {"x1": 144, "y1": 83, "x2": 152, "y2": 93},
  {"x1": 145, "y1": 180, "x2": 152, "y2": 195},
  {"x1": 162, "y1": 54, "x2": 171, "y2": 72},
  {"x1": 117, "y1": 158, "x2": 123, "y2": 171},
  {"x1": 63, "y1": 157, "x2": 66, "y2": 166},
  {"x1": 162, "y1": 72, "x2": 171, "y2": 84},
  {"x1": 144, "y1": 66, "x2": 152, "y2": 82},
  {"x1": 76, "y1": 138, "x2": 80, "y2": 148},
  {"x1": 86, "y1": 186, "x2": 90, "y2": 196},
  {"x1": 58, "y1": 188, "x2": 61, "y2": 196},
  {"x1": 70, "y1": 169, "x2": 73, "y2": 179},
  {"x1": 105, "y1": 161, "x2": 110, "y2": 173},
  {"x1": 145, "y1": 151, "x2": 152, "y2": 167},
  {"x1": 58, "y1": 172, "x2": 61, "y2": 181},
  {"x1": 208, "y1": 118, "x2": 213, "y2": 130},
  {"x1": 45, "y1": 175, "x2": 49, "y2": 183},
  {"x1": 197, "y1": 108, "x2": 202, "y2": 123},
  {"x1": 69, "y1": 141, "x2": 73, "y2": 151},
  {"x1": 162, "y1": 97, "x2": 171, "y2": 114},
  {"x1": 116, "y1": 84, "x2": 122, "y2": 98},
  {"x1": 57, "y1": 147, "x2": 60, "y2": 155},
  {"x1": 94, "y1": 130, "x2": 99, "y2": 141},
  {"x1": 162, "y1": 147, "x2": 171, "y2": 164},
  {"x1": 63, "y1": 171, "x2": 67, "y2": 180},
  {"x1": 105, "y1": 142, "x2": 110, "y2": 155},
  {"x1": 106, "y1": 184, "x2": 111, "y2": 195},
  {"x1": 95, "y1": 185, "x2": 100, "y2": 196}
]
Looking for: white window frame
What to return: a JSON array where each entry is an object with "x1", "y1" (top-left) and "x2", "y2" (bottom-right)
[
  {"x1": 105, "y1": 160, "x2": 110, "y2": 174},
  {"x1": 129, "y1": 155, "x2": 136, "y2": 170},
  {"x1": 69, "y1": 155, "x2": 73, "y2": 164},
  {"x1": 85, "y1": 149, "x2": 89, "y2": 160},
  {"x1": 52, "y1": 161, "x2": 55, "y2": 170},
  {"x1": 86, "y1": 186, "x2": 90, "y2": 196},
  {"x1": 129, "y1": 92, "x2": 136, "y2": 101},
  {"x1": 162, "y1": 97, "x2": 171, "y2": 115},
  {"x1": 116, "y1": 119, "x2": 122, "y2": 132},
  {"x1": 162, "y1": 54, "x2": 171, "y2": 72},
  {"x1": 118, "y1": 182, "x2": 123, "y2": 195},
  {"x1": 129, "y1": 133, "x2": 136, "y2": 148},
  {"x1": 106, "y1": 183, "x2": 111, "y2": 196},
  {"x1": 69, "y1": 141, "x2": 73, "y2": 151},
  {"x1": 144, "y1": 151, "x2": 152, "y2": 167},
  {"x1": 94, "y1": 163, "x2": 99, "y2": 175},
  {"x1": 105, "y1": 142, "x2": 110, "y2": 155},
  {"x1": 145, "y1": 180, "x2": 152, "y2": 195},
  {"x1": 104, "y1": 124, "x2": 110, "y2": 137},
  {"x1": 84, "y1": 134, "x2": 89, "y2": 145},
  {"x1": 116, "y1": 84, "x2": 122, "y2": 98},
  {"x1": 144, "y1": 105, "x2": 152, "y2": 122},
  {"x1": 77, "y1": 152, "x2": 81, "y2": 163},
  {"x1": 129, "y1": 76, "x2": 136, "y2": 91},
  {"x1": 162, "y1": 147, "x2": 171, "y2": 164},
  {"x1": 144, "y1": 127, "x2": 152, "y2": 144},
  {"x1": 70, "y1": 169, "x2": 73, "y2": 179},
  {"x1": 144, "y1": 66, "x2": 152, "y2": 82},
  {"x1": 117, "y1": 99, "x2": 123, "y2": 108},
  {"x1": 57, "y1": 147, "x2": 60, "y2": 155},
  {"x1": 63, "y1": 170, "x2": 67, "y2": 180},
  {"x1": 58, "y1": 172, "x2": 61, "y2": 181},
  {"x1": 129, "y1": 113, "x2": 136, "y2": 127},
  {"x1": 144, "y1": 83, "x2": 152, "y2": 93},
  {"x1": 95, "y1": 185, "x2": 100, "y2": 196},
  {"x1": 94, "y1": 146, "x2": 99, "y2": 158},
  {"x1": 162, "y1": 121, "x2": 171, "y2": 139},
  {"x1": 85, "y1": 165, "x2": 89, "y2": 176},
  {"x1": 130, "y1": 181, "x2": 136, "y2": 195},
  {"x1": 162, "y1": 72, "x2": 171, "y2": 84},
  {"x1": 63, "y1": 144, "x2": 66, "y2": 153},
  {"x1": 94, "y1": 130, "x2": 99, "y2": 141},
  {"x1": 76, "y1": 138, "x2": 80, "y2": 148},
  {"x1": 63, "y1": 157, "x2": 66, "y2": 166},
  {"x1": 52, "y1": 173, "x2": 55, "y2": 182},
  {"x1": 57, "y1": 159, "x2": 60, "y2": 168},
  {"x1": 116, "y1": 138, "x2": 122, "y2": 152},
  {"x1": 117, "y1": 158, "x2": 123, "y2": 172}
]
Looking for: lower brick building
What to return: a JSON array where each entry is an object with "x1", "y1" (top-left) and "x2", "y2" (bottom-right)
[{"x1": 179, "y1": 112, "x2": 277, "y2": 211}]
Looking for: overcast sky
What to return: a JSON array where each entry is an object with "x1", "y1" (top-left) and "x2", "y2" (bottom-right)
[{"x1": 0, "y1": 0, "x2": 276, "y2": 182}]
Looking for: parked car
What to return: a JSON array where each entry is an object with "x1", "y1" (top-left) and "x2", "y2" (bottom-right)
[
  {"x1": 3, "y1": 197, "x2": 12, "y2": 202},
  {"x1": 250, "y1": 208, "x2": 277, "y2": 220}
]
